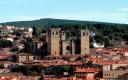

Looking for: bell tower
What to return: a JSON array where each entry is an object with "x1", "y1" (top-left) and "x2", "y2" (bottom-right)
[
  {"x1": 48, "y1": 28, "x2": 61, "y2": 56},
  {"x1": 79, "y1": 29, "x2": 89, "y2": 55}
]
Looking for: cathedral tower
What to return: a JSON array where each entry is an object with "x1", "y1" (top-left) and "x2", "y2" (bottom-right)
[
  {"x1": 79, "y1": 29, "x2": 89, "y2": 55},
  {"x1": 48, "y1": 28, "x2": 61, "y2": 56}
]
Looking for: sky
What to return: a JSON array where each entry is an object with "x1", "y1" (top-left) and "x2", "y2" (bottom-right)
[{"x1": 0, "y1": 0, "x2": 128, "y2": 23}]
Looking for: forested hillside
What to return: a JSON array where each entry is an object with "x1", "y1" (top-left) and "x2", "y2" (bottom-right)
[
  {"x1": 1, "y1": 18, "x2": 128, "y2": 47},
  {"x1": 1, "y1": 18, "x2": 125, "y2": 27}
]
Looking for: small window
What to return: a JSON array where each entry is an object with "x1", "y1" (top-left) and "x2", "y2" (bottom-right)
[
  {"x1": 20, "y1": 56, "x2": 23, "y2": 58},
  {"x1": 86, "y1": 33, "x2": 88, "y2": 35},
  {"x1": 56, "y1": 31, "x2": 58, "y2": 35},
  {"x1": 48, "y1": 31, "x2": 50, "y2": 35},
  {"x1": 83, "y1": 32, "x2": 85, "y2": 36},
  {"x1": 52, "y1": 32, "x2": 54, "y2": 35},
  {"x1": 33, "y1": 57, "x2": 36, "y2": 59},
  {"x1": 26, "y1": 56, "x2": 29, "y2": 60}
]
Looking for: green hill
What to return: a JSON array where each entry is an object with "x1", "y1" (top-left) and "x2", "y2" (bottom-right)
[
  {"x1": 1, "y1": 18, "x2": 128, "y2": 47},
  {"x1": 0, "y1": 18, "x2": 124, "y2": 27}
]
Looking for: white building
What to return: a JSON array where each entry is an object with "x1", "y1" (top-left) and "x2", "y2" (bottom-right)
[{"x1": 91, "y1": 42, "x2": 104, "y2": 48}]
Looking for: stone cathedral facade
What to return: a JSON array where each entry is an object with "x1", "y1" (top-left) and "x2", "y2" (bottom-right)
[{"x1": 47, "y1": 28, "x2": 89, "y2": 56}]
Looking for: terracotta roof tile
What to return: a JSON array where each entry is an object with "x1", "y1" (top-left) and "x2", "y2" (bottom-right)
[{"x1": 74, "y1": 68, "x2": 99, "y2": 73}]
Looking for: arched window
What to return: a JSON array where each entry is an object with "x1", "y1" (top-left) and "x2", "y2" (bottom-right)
[
  {"x1": 52, "y1": 32, "x2": 54, "y2": 35},
  {"x1": 83, "y1": 32, "x2": 85, "y2": 36},
  {"x1": 66, "y1": 46, "x2": 70, "y2": 50},
  {"x1": 56, "y1": 31, "x2": 58, "y2": 35}
]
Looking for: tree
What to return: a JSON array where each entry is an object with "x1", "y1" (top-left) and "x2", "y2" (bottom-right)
[
  {"x1": 13, "y1": 37, "x2": 19, "y2": 41},
  {"x1": 104, "y1": 36, "x2": 110, "y2": 47},
  {"x1": 10, "y1": 55, "x2": 17, "y2": 62},
  {"x1": 0, "y1": 64, "x2": 4, "y2": 69},
  {"x1": 86, "y1": 61, "x2": 93, "y2": 66},
  {"x1": 16, "y1": 32, "x2": 21, "y2": 36},
  {"x1": 11, "y1": 47, "x2": 19, "y2": 52},
  {"x1": 39, "y1": 76, "x2": 43, "y2": 80},
  {"x1": 31, "y1": 65, "x2": 43, "y2": 74},
  {"x1": 94, "y1": 34, "x2": 104, "y2": 44},
  {"x1": 32, "y1": 26, "x2": 38, "y2": 36},
  {"x1": 0, "y1": 40, "x2": 13, "y2": 48}
]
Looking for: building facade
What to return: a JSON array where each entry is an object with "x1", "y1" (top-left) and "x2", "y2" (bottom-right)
[{"x1": 47, "y1": 28, "x2": 89, "y2": 56}]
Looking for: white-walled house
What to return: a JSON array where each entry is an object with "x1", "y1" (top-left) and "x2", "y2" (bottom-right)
[{"x1": 91, "y1": 42, "x2": 104, "y2": 48}]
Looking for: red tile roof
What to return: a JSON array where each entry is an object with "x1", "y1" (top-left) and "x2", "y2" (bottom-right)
[
  {"x1": 0, "y1": 54, "x2": 12, "y2": 59},
  {"x1": 74, "y1": 68, "x2": 100, "y2": 73},
  {"x1": 94, "y1": 60, "x2": 128, "y2": 65}
]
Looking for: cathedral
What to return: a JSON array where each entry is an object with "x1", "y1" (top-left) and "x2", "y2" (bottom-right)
[{"x1": 47, "y1": 28, "x2": 89, "y2": 56}]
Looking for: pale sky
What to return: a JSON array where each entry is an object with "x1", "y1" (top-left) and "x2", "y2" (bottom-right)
[{"x1": 0, "y1": 0, "x2": 128, "y2": 23}]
